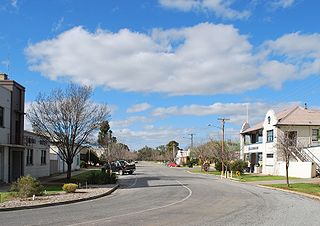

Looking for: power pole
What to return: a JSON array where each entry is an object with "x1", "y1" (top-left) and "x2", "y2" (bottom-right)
[
  {"x1": 188, "y1": 133, "x2": 195, "y2": 149},
  {"x1": 218, "y1": 118, "x2": 229, "y2": 175}
]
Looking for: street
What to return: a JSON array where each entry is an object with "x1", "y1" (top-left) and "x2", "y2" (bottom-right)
[{"x1": 1, "y1": 162, "x2": 320, "y2": 226}]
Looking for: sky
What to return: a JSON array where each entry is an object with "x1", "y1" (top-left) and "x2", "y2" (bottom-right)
[{"x1": 1, "y1": 0, "x2": 320, "y2": 150}]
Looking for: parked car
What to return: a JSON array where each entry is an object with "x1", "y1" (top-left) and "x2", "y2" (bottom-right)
[
  {"x1": 167, "y1": 162, "x2": 178, "y2": 167},
  {"x1": 103, "y1": 160, "x2": 136, "y2": 175}
]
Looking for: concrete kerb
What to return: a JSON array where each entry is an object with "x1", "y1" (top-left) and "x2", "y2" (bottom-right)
[
  {"x1": 257, "y1": 184, "x2": 320, "y2": 201},
  {"x1": 0, "y1": 184, "x2": 119, "y2": 212}
]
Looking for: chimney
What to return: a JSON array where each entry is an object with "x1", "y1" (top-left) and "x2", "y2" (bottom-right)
[
  {"x1": 0, "y1": 73, "x2": 8, "y2": 80},
  {"x1": 304, "y1": 103, "x2": 308, "y2": 110}
]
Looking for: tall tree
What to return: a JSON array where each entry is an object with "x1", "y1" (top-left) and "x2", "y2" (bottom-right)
[
  {"x1": 166, "y1": 140, "x2": 180, "y2": 162},
  {"x1": 276, "y1": 130, "x2": 298, "y2": 187},
  {"x1": 27, "y1": 84, "x2": 109, "y2": 180},
  {"x1": 98, "y1": 121, "x2": 118, "y2": 163}
]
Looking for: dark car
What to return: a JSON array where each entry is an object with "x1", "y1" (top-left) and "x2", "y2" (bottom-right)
[{"x1": 103, "y1": 160, "x2": 136, "y2": 175}]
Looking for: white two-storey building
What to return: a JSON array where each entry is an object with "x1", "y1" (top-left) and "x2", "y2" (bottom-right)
[{"x1": 240, "y1": 106, "x2": 320, "y2": 178}]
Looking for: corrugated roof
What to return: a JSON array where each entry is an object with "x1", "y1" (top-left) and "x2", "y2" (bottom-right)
[
  {"x1": 241, "y1": 121, "x2": 263, "y2": 133},
  {"x1": 277, "y1": 107, "x2": 320, "y2": 125},
  {"x1": 241, "y1": 106, "x2": 320, "y2": 133}
]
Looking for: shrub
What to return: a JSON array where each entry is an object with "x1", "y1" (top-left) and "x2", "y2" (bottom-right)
[
  {"x1": 214, "y1": 160, "x2": 231, "y2": 172},
  {"x1": 87, "y1": 170, "x2": 117, "y2": 185},
  {"x1": 230, "y1": 159, "x2": 247, "y2": 174},
  {"x1": 62, "y1": 183, "x2": 78, "y2": 193},
  {"x1": 80, "y1": 160, "x2": 87, "y2": 168},
  {"x1": 10, "y1": 175, "x2": 44, "y2": 198}
]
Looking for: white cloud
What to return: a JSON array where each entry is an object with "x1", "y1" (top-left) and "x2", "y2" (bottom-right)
[
  {"x1": 10, "y1": 0, "x2": 17, "y2": 8},
  {"x1": 52, "y1": 17, "x2": 65, "y2": 32},
  {"x1": 25, "y1": 23, "x2": 320, "y2": 96},
  {"x1": 159, "y1": 0, "x2": 250, "y2": 20},
  {"x1": 114, "y1": 126, "x2": 192, "y2": 149},
  {"x1": 152, "y1": 102, "x2": 300, "y2": 125},
  {"x1": 271, "y1": 0, "x2": 295, "y2": 9},
  {"x1": 127, "y1": 102, "x2": 151, "y2": 113},
  {"x1": 110, "y1": 116, "x2": 153, "y2": 129}
]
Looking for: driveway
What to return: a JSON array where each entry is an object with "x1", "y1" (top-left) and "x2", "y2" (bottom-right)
[{"x1": 1, "y1": 161, "x2": 320, "y2": 225}]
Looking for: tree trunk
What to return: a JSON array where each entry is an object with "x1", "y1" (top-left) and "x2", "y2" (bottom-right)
[
  {"x1": 67, "y1": 162, "x2": 72, "y2": 181},
  {"x1": 286, "y1": 161, "x2": 289, "y2": 187}
]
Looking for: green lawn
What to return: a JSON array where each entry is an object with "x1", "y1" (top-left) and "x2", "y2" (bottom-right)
[
  {"x1": 52, "y1": 170, "x2": 97, "y2": 184},
  {"x1": 265, "y1": 183, "x2": 320, "y2": 197},
  {"x1": 189, "y1": 169, "x2": 221, "y2": 175},
  {"x1": 234, "y1": 174, "x2": 298, "y2": 182},
  {"x1": 0, "y1": 192, "x2": 16, "y2": 203},
  {"x1": 0, "y1": 184, "x2": 63, "y2": 203},
  {"x1": 189, "y1": 170, "x2": 298, "y2": 182}
]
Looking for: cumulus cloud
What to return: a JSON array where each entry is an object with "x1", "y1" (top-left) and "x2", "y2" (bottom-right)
[
  {"x1": 159, "y1": 0, "x2": 250, "y2": 20},
  {"x1": 110, "y1": 116, "x2": 153, "y2": 129},
  {"x1": 25, "y1": 23, "x2": 320, "y2": 96},
  {"x1": 115, "y1": 126, "x2": 192, "y2": 149},
  {"x1": 127, "y1": 102, "x2": 151, "y2": 113},
  {"x1": 152, "y1": 102, "x2": 300, "y2": 125}
]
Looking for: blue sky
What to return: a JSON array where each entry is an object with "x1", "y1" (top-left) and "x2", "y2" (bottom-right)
[{"x1": 1, "y1": 0, "x2": 320, "y2": 150}]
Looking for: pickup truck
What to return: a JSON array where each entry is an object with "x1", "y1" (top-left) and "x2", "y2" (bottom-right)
[{"x1": 104, "y1": 160, "x2": 136, "y2": 175}]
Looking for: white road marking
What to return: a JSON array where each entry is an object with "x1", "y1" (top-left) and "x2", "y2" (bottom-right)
[{"x1": 67, "y1": 179, "x2": 192, "y2": 226}]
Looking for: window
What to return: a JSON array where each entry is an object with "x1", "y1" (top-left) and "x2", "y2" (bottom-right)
[
  {"x1": 41, "y1": 150, "x2": 46, "y2": 165},
  {"x1": 267, "y1": 116, "x2": 271, "y2": 124},
  {"x1": 0, "y1": 106, "x2": 4, "y2": 127},
  {"x1": 26, "y1": 149, "x2": 33, "y2": 165},
  {"x1": 266, "y1": 153, "x2": 274, "y2": 158},
  {"x1": 267, "y1": 130, "x2": 274, "y2": 142},
  {"x1": 312, "y1": 129, "x2": 319, "y2": 141}
]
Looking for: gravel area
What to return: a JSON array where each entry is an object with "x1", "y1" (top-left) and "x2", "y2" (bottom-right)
[{"x1": 0, "y1": 184, "x2": 116, "y2": 209}]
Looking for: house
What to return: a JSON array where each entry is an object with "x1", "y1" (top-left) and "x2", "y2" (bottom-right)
[
  {"x1": 50, "y1": 146, "x2": 80, "y2": 175},
  {"x1": 0, "y1": 73, "x2": 25, "y2": 183},
  {"x1": 24, "y1": 131, "x2": 50, "y2": 178},
  {"x1": 240, "y1": 106, "x2": 320, "y2": 178},
  {"x1": 176, "y1": 149, "x2": 190, "y2": 166}
]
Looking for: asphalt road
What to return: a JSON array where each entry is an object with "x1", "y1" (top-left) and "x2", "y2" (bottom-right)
[{"x1": 1, "y1": 162, "x2": 320, "y2": 226}]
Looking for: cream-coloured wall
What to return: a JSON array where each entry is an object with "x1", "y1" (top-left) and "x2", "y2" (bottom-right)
[
  {"x1": 275, "y1": 161, "x2": 316, "y2": 178},
  {"x1": 50, "y1": 146, "x2": 80, "y2": 173},
  {"x1": 0, "y1": 86, "x2": 11, "y2": 144},
  {"x1": 24, "y1": 131, "x2": 50, "y2": 178}
]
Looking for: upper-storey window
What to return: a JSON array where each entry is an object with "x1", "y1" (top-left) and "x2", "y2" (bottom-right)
[
  {"x1": 0, "y1": 106, "x2": 4, "y2": 127},
  {"x1": 312, "y1": 129, "x2": 319, "y2": 141},
  {"x1": 267, "y1": 116, "x2": 271, "y2": 124},
  {"x1": 267, "y1": 130, "x2": 274, "y2": 142}
]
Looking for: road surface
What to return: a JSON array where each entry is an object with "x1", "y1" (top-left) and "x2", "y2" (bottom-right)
[{"x1": 1, "y1": 161, "x2": 320, "y2": 226}]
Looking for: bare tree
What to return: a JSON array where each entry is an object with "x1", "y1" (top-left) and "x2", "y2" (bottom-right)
[
  {"x1": 276, "y1": 130, "x2": 299, "y2": 187},
  {"x1": 27, "y1": 84, "x2": 109, "y2": 180}
]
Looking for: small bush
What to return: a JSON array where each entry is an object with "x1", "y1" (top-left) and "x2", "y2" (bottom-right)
[
  {"x1": 214, "y1": 160, "x2": 231, "y2": 172},
  {"x1": 230, "y1": 159, "x2": 247, "y2": 174},
  {"x1": 10, "y1": 175, "x2": 44, "y2": 198},
  {"x1": 80, "y1": 160, "x2": 87, "y2": 168},
  {"x1": 62, "y1": 183, "x2": 78, "y2": 193},
  {"x1": 87, "y1": 170, "x2": 117, "y2": 185}
]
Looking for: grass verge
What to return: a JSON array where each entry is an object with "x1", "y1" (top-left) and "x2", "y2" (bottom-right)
[
  {"x1": 234, "y1": 174, "x2": 298, "y2": 182},
  {"x1": 189, "y1": 169, "x2": 221, "y2": 175},
  {"x1": 265, "y1": 183, "x2": 320, "y2": 197}
]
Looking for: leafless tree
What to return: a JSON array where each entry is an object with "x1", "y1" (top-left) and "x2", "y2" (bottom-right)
[
  {"x1": 276, "y1": 130, "x2": 299, "y2": 187},
  {"x1": 27, "y1": 84, "x2": 110, "y2": 180}
]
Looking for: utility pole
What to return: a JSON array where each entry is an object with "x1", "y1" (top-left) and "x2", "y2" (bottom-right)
[
  {"x1": 188, "y1": 133, "x2": 195, "y2": 149},
  {"x1": 218, "y1": 118, "x2": 229, "y2": 175}
]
